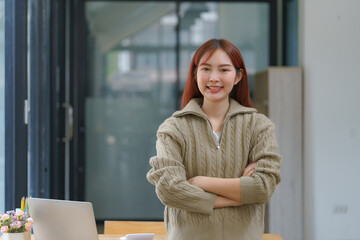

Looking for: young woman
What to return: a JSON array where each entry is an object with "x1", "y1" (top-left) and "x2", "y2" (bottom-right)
[{"x1": 147, "y1": 39, "x2": 282, "y2": 240}]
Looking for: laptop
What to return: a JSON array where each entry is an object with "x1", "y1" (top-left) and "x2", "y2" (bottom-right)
[{"x1": 27, "y1": 198, "x2": 99, "y2": 240}]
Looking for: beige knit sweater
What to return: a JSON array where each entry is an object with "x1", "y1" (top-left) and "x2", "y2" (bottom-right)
[{"x1": 147, "y1": 98, "x2": 282, "y2": 240}]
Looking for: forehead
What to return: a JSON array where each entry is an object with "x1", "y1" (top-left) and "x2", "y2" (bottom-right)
[{"x1": 199, "y1": 49, "x2": 233, "y2": 65}]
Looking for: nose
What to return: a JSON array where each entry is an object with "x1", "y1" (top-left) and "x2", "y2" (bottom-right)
[{"x1": 210, "y1": 71, "x2": 219, "y2": 82}]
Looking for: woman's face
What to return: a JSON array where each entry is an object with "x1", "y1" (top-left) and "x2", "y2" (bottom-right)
[{"x1": 196, "y1": 49, "x2": 241, "y2": 105}]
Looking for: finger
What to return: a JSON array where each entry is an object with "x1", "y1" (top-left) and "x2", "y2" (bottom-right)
[
  {"x1": 245, "y1": 165, "x2": 255, "y2": 172},
  {"x1": 247, "y1": 169, "x2": 256, "y2": 177},
  {"x1": 244, "y1": 171, "x2": 251, "y2": 176},
  {"x1": 246, "y1": 164, "x2": 254, "y2": 170},
  {"x1": 242, "y1": 169, "x2": 249, "y2": 177},
  {"x1": 244, "y1": 167, "x2": 252, "y2": 175},
  {"x1": 242, "y1": 162, "x2": 256, "y2": 176}
]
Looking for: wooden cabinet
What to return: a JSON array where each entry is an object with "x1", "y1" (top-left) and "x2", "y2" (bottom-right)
[{"x1": 254, "y1": 67, "x2": 303, "y2": 240}]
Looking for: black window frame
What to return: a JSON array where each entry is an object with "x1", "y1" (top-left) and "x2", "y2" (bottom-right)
[
  {"x1": 5, "y1": 0, "x2": 54, "y2": 210},
  {"x1": 27, "y1": 0, "x2": 52, "y2": 199},
  {"x1": 4, "y1": 0, "x2": 28, "y2": 210}
]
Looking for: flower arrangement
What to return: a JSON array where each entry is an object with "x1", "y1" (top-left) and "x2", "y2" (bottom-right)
[{"x1": 0, "y1": 209, "x2": 33, "y2": 234}]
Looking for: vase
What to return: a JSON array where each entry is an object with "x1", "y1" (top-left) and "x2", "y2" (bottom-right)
[{"x1": 3, "y1": 231, "x2": 31, "y2": 240}]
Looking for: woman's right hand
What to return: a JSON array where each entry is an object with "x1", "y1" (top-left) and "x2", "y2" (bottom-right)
[{"x1": 241, "y1": 162, "x2": 257, "y2": 177}]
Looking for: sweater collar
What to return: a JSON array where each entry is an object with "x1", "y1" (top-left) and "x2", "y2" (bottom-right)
[{"x1": 173, "y1": 98, "x2": 257, "y2": 119}]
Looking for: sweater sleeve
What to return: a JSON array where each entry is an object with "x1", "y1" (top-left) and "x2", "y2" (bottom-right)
[
  {"x1": 146, "y1": 120, "x2": 217, "y2": 214},
  {"x1": 240, "y1": 114, "x2": 282, "y2": 205}
]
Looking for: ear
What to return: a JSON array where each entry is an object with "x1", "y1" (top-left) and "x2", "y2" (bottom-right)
[{"x1": 234, "y1": 69, "x2": 243, "y2": 85}]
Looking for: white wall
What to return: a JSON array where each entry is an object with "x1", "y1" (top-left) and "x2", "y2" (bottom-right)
[{"x1": 299, "y1": 0, "x2": 360, "y2": 239}]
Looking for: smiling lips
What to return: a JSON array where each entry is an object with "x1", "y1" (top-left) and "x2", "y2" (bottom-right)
[{"x1": 207, "y1": 85, "x2": 223, "y2": 93}]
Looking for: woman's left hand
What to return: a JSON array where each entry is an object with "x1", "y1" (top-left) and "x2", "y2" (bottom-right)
[{"x1": 241, "y1": 162, "x2": 257, "y2": 177}]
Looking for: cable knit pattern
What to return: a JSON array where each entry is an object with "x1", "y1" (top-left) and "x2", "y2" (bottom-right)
[{"x1": 146, "y1": 98, "x2": 282, "y2": 240}]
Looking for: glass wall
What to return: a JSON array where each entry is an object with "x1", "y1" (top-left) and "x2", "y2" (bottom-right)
[
  {"x1": 0, "y1": 0, "x2": 5, "y2": 214},
  {"x1": 84, "y1": 1, "x2": 269, "y2": 220},
  {"x1": 27, "y1": 0, "x2": 51, "y2": 199},
  {"x1": 85, "y1": 2, "x2": 177, "y2": 220},
  {"x1": 284, "y1": 0, "x2": 298, "y2": 66}
]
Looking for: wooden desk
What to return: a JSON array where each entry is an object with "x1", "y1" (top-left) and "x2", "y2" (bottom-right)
[
  {"x1": 100, "y1": 234, "x2": 283, "y2": 240},
  {"x1": 262, "y1": 234, "x2": 284, "y2": 240},
  {"x1": 1, "y1": 234, "x2": 283, "y2": 240},
  {"x1": 99, "y1": 235, "x2": 165, "y2": 240}
]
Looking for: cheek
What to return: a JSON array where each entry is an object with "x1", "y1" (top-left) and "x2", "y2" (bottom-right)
[
  {"x1": 226, "y1": 74, "x2": 238, "y2": 85},
  {"x1": 196, "y1": 79, "x2": 205, "y2": 91},
  {"x1": 196, "y1": 72, "x2": 206, "y2": 84}
]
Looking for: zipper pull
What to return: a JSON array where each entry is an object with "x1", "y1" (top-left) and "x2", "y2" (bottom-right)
[{"x1": 217, "y1": 144, "x2": 220, "y2": 149}]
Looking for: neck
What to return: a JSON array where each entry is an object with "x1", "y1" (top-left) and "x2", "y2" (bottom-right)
[{"x1": 201, "y1": 98, "x2": 230, "y2": 120}]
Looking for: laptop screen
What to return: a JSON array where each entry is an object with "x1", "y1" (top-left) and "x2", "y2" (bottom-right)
[{"x1": 27, "y1": 198, "x2": 99, "y2": 240}]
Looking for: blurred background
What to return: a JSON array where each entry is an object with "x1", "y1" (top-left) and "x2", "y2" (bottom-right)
[
  {"x1": 83, "y1": 1, "x2": 271, "y2": 221},
  {"x1": 1, "y1": 0, "x2": 359, "y2": 239}
]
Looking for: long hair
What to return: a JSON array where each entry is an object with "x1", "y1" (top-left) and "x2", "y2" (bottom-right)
[{"x1": 181, "y1": 39, "x2": 254, "y2": 109}]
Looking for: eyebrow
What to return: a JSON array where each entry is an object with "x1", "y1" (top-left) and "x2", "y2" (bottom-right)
[{"x1": 200, "y1": 63, "x2": 232, "y2": 67}]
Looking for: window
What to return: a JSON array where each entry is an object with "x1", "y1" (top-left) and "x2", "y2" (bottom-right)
[{"x1": 0, "y1": 0, "x2": 5, "y2": 213}]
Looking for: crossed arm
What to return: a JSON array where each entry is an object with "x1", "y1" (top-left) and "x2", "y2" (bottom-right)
[{"x1": 187, "y1": 161, "x2": 257, "y2": 208}]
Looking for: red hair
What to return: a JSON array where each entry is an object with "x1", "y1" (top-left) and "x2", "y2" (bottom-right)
[{"x1": 181, "y1": 39, "x2": 254, "y2": 109}]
